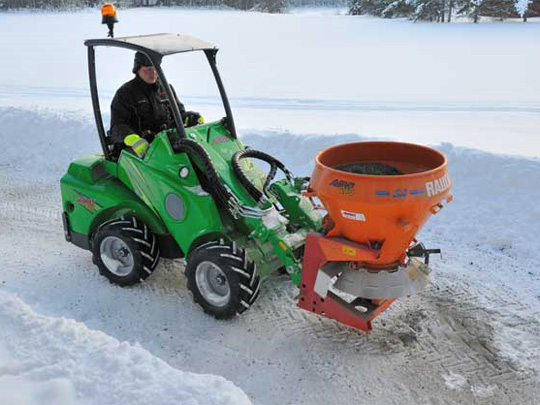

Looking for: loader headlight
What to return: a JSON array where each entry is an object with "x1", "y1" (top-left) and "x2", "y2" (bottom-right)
[{"x1": 179, "y1": 166, "x2": 190, "y2": 179}]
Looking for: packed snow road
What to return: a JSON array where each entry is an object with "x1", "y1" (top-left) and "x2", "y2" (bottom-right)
[{"x1": 1, "y1": 109, "x2": 539, "y2": 404}]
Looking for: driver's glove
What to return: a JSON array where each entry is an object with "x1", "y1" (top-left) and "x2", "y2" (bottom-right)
[
  {"x1": 183, "y1": 111, "x2": 204, "y2": 127},
  {"x1": 124, "y1": 134, "x2": 149, "y2": 158}
]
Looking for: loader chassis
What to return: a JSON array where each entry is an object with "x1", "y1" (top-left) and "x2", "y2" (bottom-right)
[{"x1": 62, "y1": 120, "x2": 322, "y2": 282}]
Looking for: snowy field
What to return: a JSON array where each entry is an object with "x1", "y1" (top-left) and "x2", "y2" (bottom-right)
[
  {"x1": 1, "y1": 8, "x2": 540, "y2": 156},
  {"x1": 0, "y1": 7, "x2": 540, "y2": 405}
]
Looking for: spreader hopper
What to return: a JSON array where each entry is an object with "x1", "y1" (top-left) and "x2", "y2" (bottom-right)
[
  {"x1": 298, "y1": 141, "x2": 452, "y2": 331},
  {"x1": 311, "y1": 141, "x2": 452, "y2": 267}
]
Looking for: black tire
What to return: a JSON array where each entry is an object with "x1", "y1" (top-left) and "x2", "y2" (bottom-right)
[
  {"x1": 92, "y1": 217, "x2": 160, "y2": 286},
  {"x1": 186, "y1": 239, "x2": 261, "y2": 319}
]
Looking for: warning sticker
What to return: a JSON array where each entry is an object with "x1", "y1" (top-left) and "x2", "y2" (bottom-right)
[{"x1": 340, "y1": 210, "x2": 366, "y2": 221}]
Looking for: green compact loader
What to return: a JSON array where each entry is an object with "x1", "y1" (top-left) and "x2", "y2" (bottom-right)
[{"x1": 61, "y1": 34, "x2": 323, "y2": 319}]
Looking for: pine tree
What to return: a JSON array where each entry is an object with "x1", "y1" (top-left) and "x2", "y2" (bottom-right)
[
  {"x1": 412, "y1": 0, "x2": 444, "y2": 20},
  {"x1": 457, "y1": 0, "x2": 483, "y2": 22},
  {"x1": 481, "y1": 0, "x2": 516, "y2": 19},
  {"x1": 256, "y1": 0, "x2": 284, "y2": 12},
  {"x1": 515, "y1": 0, "x2": 532, "y2": 20},
  {"x1": 348, "y1": 0, "x2": 363, "y2": 14},
  {"x1": 381, "y1": 0, "x2": 415, "y2": 17}
]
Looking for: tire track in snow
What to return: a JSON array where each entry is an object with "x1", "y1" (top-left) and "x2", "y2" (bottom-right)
[
  {"x1": 252, "y1": 271, "x2": 540, "y2": 404},
  {"x1": 391, "y1": 277, "x2": 540, "y2": 404},
  {"x1": 0, "y1": 175, "x2": 61, "y2": 232}
]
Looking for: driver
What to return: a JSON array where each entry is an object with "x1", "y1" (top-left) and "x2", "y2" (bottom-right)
[{"x1": 110, "y1": 51, "x2": 204, "y2": 158}]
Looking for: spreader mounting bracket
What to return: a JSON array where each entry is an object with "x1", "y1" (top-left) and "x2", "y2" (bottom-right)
[{"x1": 408, "y1": 242, "x2": 442, "y2": 265}]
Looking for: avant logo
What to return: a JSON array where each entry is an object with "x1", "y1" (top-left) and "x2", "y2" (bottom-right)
[
  {"x1": 425, "y1": 174, "x2": 451, "y2": 197},
  {"x1": 75, "y1": 190, "x2": 102, "y2": 212},
  {"x1": 330, "y1": 179, "x2": 355, "y2": 196},
  {"x1": 212, "y1": 136, "x2": 229, "y2": 145}
]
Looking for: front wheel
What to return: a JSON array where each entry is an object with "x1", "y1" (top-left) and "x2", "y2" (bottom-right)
[
  {"x1": 92, "y1": 217, "x2": 160, "y2": 286},
  {"x1": 186, "y1": 239, "x2": 261, "y2": 319}
]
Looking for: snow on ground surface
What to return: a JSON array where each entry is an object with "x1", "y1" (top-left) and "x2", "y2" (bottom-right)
[
  {"x1": 0, "y1": 290, "x2": 252, "y2": 405},
  {"x1": 0, "y1": 7, "x2": 540, "y2": 405},
  {"x1": 2, "y1": 109, "x2": 540, "y2": 404}
]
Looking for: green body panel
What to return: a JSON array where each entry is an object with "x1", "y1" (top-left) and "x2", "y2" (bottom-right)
[
  {"x1": 270, "y1": 179, "x2": 322, "y2": 231},
  {"x1": 117, "y1": 130, "x2": 223, "y2": 254},
  {"x1": 61, "y1": 155, "x2": 169, "y2": 237},
  {"x1": 180, "y1": 123, "x2": 323, "y2": 280},
  {"x1": 60, "y1": 120, "x2": 322, "y2": 281}
]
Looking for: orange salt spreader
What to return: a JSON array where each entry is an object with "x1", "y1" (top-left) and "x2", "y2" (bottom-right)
[{"x1": 298, "y1": 141, "x2": 452, "y2": 332}]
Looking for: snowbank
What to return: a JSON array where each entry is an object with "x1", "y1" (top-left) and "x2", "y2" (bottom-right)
[
  {"x1": 3, "y1": 106, "x2": 539, "y2": 268},
  {"x1": 0, "y1": 107, "x2": 99, "y2": 179},
  {"x1": 0, "y1": 289, "x2": 252, "y2": 405}
]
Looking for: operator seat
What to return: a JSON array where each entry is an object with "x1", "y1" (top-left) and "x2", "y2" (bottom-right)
[{"x1": 106, "y1": 130, "x2": 122, "y2": 162}]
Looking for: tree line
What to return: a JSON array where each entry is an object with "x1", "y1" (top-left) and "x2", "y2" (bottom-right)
[
  {"x1": 0, "y1": 0, "x2": 343, "y2": 12},
  {"x1": 348, "y1": 0, "x2": 540, "y2": 21},
  {"x1": 2, "y1": 0, "x2": 537, "y2": 20}
]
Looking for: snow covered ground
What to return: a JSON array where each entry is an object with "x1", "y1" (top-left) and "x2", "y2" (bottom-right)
[
  {"x1": 0, "y1": 290, "x2": 252, "y2": 405},
  {"x1": 1, "y1": 8, "x2": 540, "y2": 156},
  {"x1": 0, "y1": 7, "x2": 539, "y2": 405}
]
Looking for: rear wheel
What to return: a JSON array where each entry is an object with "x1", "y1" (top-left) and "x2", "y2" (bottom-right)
[
  {"x1": 92, "y1": 217, "x2": 160, "y2": 286},
  {"x1": 186, "y1": 239, "x2": 261, "y2": 319}
]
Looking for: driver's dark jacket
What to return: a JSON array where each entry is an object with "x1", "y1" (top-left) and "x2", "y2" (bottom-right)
[{"x1": 109, "y1": 75, "x2": 185, "y2": 144}]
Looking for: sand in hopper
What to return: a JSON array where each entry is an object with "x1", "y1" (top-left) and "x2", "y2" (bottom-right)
[{"x1": 334, "y1": 162, "x2": 403, "y2": 176}]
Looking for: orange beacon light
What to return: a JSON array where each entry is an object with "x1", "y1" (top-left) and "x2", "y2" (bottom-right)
[{"x1": 101, "y1": 3, "x2": 118, "y2": 38}]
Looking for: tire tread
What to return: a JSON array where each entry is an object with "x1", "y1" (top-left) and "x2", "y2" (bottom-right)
[
  {"x1": 92, "y1": 216, "x2": 160, "y2": 286},
  {"x1": 186, "y1": 240, "x2": 261, "y2": 319}
]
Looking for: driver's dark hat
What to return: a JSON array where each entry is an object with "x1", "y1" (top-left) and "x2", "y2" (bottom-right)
[{"x1": 133, "y1": 52, "x2": 157, "y2": 74}]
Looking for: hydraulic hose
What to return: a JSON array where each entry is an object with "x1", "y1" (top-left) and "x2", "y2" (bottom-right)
[
  {"x1": 232, "y1": 149, "x2": 294, "y2": 204},
  {"x1": 173, "y1": 138, "x2": 235, "y2": 212}
]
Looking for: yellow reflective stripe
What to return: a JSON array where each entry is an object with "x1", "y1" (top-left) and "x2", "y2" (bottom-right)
[
  {"x1": 132, "y1": 139, "x2": 148, "y2": 150},
  {"x1": 124, "y1": 134, "x2": 141, "y2": 146}
]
